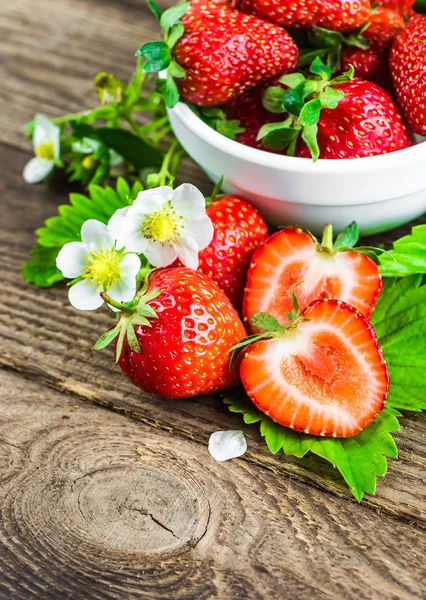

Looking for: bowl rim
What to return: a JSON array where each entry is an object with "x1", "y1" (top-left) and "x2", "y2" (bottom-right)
[{"x1": 169, "y1": 100, "x2": 426, "y2": 174}]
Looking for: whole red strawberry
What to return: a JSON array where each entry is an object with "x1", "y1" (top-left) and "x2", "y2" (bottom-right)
[
  {"x1": 340, "y1": 7, "x2": 404, "y2": 87},
  {"x1": 240, "y1": 0, "x2": 370, "y2": 32},
  {"x1": 175, "y1": 6, "x2": 298, "y2": 106},
  {"x1": 257, "y1": 61, "x2": 412, "y2": 160},
  {"x1": 390, "y1": 14, "x2": 426, "y2": 136},
  {"x1": 379, "y1": 0, "x2": 414, "y2": 18},
  {"x1": 295, "y1": 79, "x2": 412, "y2": 159},
  {"x1": 199, "y1": 195, "x2": 269, "y2": 309},
  {"x1": 139, "y1": 3, "x2": 298, "y2": 108},
  {"x1": 96, "y1": 268, "x2": 246, "y2": 399}
]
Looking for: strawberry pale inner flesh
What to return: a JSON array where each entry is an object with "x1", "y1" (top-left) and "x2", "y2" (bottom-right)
[{"x1": 241, "y1": 301, "x2": 388, "y2": 438}]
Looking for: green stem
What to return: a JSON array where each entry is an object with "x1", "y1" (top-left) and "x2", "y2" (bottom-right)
[
  {"x1": 151, "y1": 125, "x2": 172, "y2": 144},
  {"x1": 139, "y1": 116, "x2": 169, "y2": 135},
  {"x1": 157, "y1": 139, "x2": 180, "y2": 186},
  {"x1": 125, "y1": 113, "x2": 142, "y2": 135},
  {"x1": 52, "y1": 109, "x2": 94, "y2": 125},
  {"x1": 321, "y1": 222, "x2": 334, "y2": 252},
  {"x1": 100, "y1": 292, "x2": 133, "y2": 314}
]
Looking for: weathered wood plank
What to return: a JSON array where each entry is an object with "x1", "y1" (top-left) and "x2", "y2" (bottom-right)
[
  {"x1": 1, "y1": 368, "x2": 426, "y2": 600},
  {"x1": 2, "y1": 142, "x2": 426, "y2": 527}
]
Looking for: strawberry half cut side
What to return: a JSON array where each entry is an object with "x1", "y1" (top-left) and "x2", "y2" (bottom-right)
[
  {"x1": 243, "y1": 222, "x2": 382, "y2": 331},
  {"x1": 238, "y1": 298, "x2": 389, "y2": 438}
]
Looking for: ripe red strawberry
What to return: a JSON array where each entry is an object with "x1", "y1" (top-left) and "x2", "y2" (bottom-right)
[
  {"x1": 240, "y1": 0, "x2": 370, "y2": 32},
  {"x1": 390, "y1": 14, "x2": 426, "y2": 136},
  {"x1": 173, "y1": 6, "x2": 299, "y2": 106},
  {"x1": 239, "y1": 299, "x2": 389, "y2": 438},
  {"x1": 96, "y1": 268, "x2": 247, "y2": 398},
  {"x1": 378, "y1": 0, "x2": 414, "y2": 18},
  {"x1": 243, "y1": 223, "x2": 382, "y2": 331},
  {"x1": 199, "y1": 195, "x2": 269, "y2": 309},
  {"x1": 295, "y1": 79, "x2": 412, "y2": 159},
  {"x1": 339, "y1": 7, "x2": 404, "y2": 87}
]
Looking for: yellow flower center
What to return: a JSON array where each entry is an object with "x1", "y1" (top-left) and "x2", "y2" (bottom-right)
[
  {"x1": 35, "y1": 141, "x2": 55, "y2": 161},
  {"x1": 141, "y1": 205, "x2": 181, "y2": 244},
  {"x1": 82, "y1": 248, "x2": 122, "y2": 290}
]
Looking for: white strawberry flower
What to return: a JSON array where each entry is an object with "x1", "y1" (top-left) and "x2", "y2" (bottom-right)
[
  {"x1": 23, "y1": 114, "x2": 60, "y2": 184},
  {"x1": 108, "y1": 183, "x2": 214, "y2": 270},
  {"x1": 56, "y1": 220, "x2": 141, "y2": 311}
]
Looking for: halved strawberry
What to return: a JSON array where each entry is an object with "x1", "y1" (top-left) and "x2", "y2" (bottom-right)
[
  {"x1": 239, "y1": 299, "x2": 389, "y2": 438},
  {"x1": 243, "y1": 223, "x2": 382, "y2": 330}
]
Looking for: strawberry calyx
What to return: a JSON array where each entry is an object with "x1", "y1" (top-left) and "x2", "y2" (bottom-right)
[
  {"x1": 258, "y1": 58, "x2": 354, "y2": 161},
  {"x1": 298, "y1": 25, "x2": 371, "y2": 73},
  {"x1": 136, "y1": 1, "x2": 190, "y2": 107},
  {"x1": 93, "y1": 284, "x2": 161, "y2": 362},
  {"x1": 229, "y1": 283, "x2": 309, "y2": 368},
  {"x1": 413, "y1": 0, "x2": 426, "y2": 12}
]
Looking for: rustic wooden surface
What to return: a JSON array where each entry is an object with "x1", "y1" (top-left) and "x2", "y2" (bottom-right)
[{"x1": 2, "y1": 0, "x2": 426, "y2": 598}]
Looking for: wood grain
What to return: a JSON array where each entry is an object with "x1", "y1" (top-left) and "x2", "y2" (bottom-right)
[{"x1": 1, "y1": 369, "x2": 426, "y2": 600}]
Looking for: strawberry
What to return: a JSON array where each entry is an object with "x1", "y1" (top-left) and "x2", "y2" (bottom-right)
[
  {"x1": 239, "y1": 0, "x2": 370, "y2": 32},
  {"x1": 199, "y1": 195, "x2": 269, "y2": 309},
  {"x1": 237, "y1": 298, "x2": 389, "y2": 438},
  {"x1": 258, "y1": 61, "x2": 412, "y2": 160},
  {"x1": 378, "y1": 0, "x2": 414, "y2": 18},
  {"x1": 139, "y1": 3, "x2": 298, "y2": 107},
  {"x1": 96, "y1": 268, "x2": 247, "y2": 399},
  {"x1": 339, "y1": 7, "x2": 404, "y2": 87},
  {"x1": 243, "y1": 223, "x2": 382, "y2": 332},
  {"x1": 390, "y1": 13, "x2": 426, "y2": 136}
]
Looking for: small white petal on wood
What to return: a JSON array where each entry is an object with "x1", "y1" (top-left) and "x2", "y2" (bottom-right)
[{"x1": 208, "y1": 430, "x2": 247, "y2": 462}]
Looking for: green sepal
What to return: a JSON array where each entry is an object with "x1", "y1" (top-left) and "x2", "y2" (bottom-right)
[
  {"x1": 283, "y1": 80, "x2": 318, "y2": 117},
  {"x1": 299, "y1": 98, "x2": 321, "y2": 127},
  {"x1": 126, "y1": 322, "x2": 141, "y2": 353},
  {"x1": 301, "y1": 124, "x2": 320, "y2": 162},
  {"x1": 160, "y1": 1, "x2": 190, "y2": 36},
  {"x1": 164, "y1": 74, "x2": 180, "y2": 107},
  {"x1": 330, "y1": 65, "x2": 355, "y2": 84},
  {"x1": 278, "y1": 73, "x2": 307, "y2": 89},
  {"x1": 167, "y1": 23, "x2": 185, "y2": 49},
  {"x1": 168, "y1": 59, "x2": 186, "y2": 79},
  {"x1": 137, "y1": 41, "x2": 171, "y2": 73},
  {"x1": 93, "y1": 323, "x2": 122, "y2": 351},
  {"x1": 333, "y1": 221, "x2": 359, "y2": 251},
  {"x1": 249, "y1": 313, "x2": 281, "y2": 331},
  {"x1": 147, "y1": 0, "x2": 163, "y2": 21},
  {"x1": 413, "y1": 0, "x2": 426, "y2": 12},
  {"x1": 310, "y1": 56, "x2": 332, "y2": 81},
  {"x1": 318, "y1": 87, "x2": 345, "y2": 109},
  {"x1": 298, "y1": 48, "x2": 330, "y2": 68},
  {"x1": 310, "y1": 27, "x2": 345, "y2": 48},
  {"x1": 262, "y1": 86, "x2": 287, "y2": 113},
  {"x1": 258, "y1": 120, "x2": 300, "y2": 151}
]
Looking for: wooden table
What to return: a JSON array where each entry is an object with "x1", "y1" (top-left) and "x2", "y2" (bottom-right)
[{"x1": 1, "y1": 0, "x2": 426, "y2": 597}]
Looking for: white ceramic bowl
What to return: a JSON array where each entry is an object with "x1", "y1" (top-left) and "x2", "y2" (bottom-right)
[{"x1": 167, "y1": 101, "x2": 426, "y2": 236}]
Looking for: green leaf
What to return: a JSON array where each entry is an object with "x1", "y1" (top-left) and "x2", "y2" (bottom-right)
[
  {"x1": 379, "y1": 224, "x2": 426, "y2": 277},
  {"x1": 413, "y1": 0, "x2": 426, "y2": 12},
  {"x1": 160, "y1": 1, "x2": 190, "y2": 35},
  {"x1": 333, "y1": 221, "x2": 359, "y2": 250},
  {"x1": 310, "y1": 27, "x2": 344, "y2": 49},
  {"x1": 299, "y1": 98, "x2": 321, "y2": 127},
  {"x1": 137, "y1": 41, "x2": 171, "y2": 72},
  {"x1": 249, "y1": 313, "x2": 281, "y2": 331},
  {"x1": 223, "y1": 391, "x2": 399, "y2": 501},
  {"x1": 71, "y1": 123, "x2": 163, "y2": 169},
  {"x1": 21, "y1": 245, "x2": 64, "y2": 287},
  {"x1": 22, "y1": 178, "x2": 142, "y2": 287},
  {"x1": 223, "y1": 391, "x2": 399, "y2": 500},
  {"x1": 262, "y1": 86, "x2": 287, "y2": 113},
  {"x1": 164, "y1": 74, "x2": 180, "y2": 107},
  {"x1": 371, "y1": 276, "x2": 426, "y2": 411},
  {"x1": 257, "y1": 121, "x2": 299, "y2": 151},
  {"x1": 301, "y1": 123, "x2": 320, "y2": 162}
]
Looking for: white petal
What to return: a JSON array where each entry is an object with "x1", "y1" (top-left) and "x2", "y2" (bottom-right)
[
  {"x1": 108, "y1": 207, "x2": 149, "y2": 253},
  {"x1": 22, "y1": 157, "x2": 54, "y2": 184},
  {"x1": 72, "y1": 137, "x2": 101, "y2": 154},
  {"x1": 208, "y1": 430, "x2": 247, "y2": 462},
  {"x1": 130, "y1": 186, "x2": 174, "y2": 216},
  {"x1": 33, "y1": 114, "x2": 60, "y2": 158},
  {"x1": 56, "y1": 242, "x2": 88, "y2": 278},
  {"x1": 68, "y1": 279, "x2": 104, "y2": 311},
  {"x1": 108, "y1": 207, "x2": 132, "y2": 242},
  {"x1": 172, "y1": 183, "x2": 207, "y2": 220},
  {"x1": 120, "y1": 253, "x2": 141, "y2": 280},
  {"x1": 107, "y1": 279, "x2": 137, "y2": 306},
  {"x1": 81, "y1": 220, "x2": 114, "y2": 252},
  {"x1": 143, "y1": 241, "x2": 178, "y2": 267},
  {"x1": 174, "y1": 235, "x2": 200, "y2": 270},
  {"x1": 182, "y1": 216, "x2": 214, "y2": 251}
]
